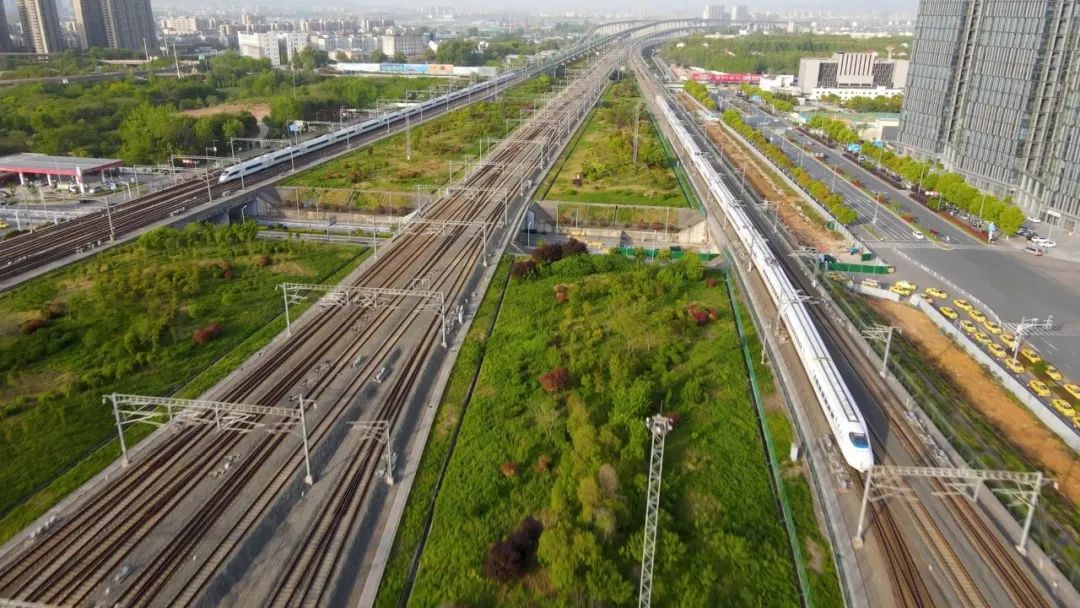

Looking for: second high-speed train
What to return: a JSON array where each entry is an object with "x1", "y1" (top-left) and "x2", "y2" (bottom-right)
[{"x1": 655, "y1": 92, "x2": 874, "y2": 472}]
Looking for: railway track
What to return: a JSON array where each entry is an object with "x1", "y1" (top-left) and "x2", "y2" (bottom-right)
[
  {"x1": 0, "y1": 42, "x2": 622, "y2": 608},
  {"x1": 633, "y1": 45, "x2": 1054, "y2": 608},
  {"x1": 0, "y1": 48, "x2": 587, "y2": 287}
]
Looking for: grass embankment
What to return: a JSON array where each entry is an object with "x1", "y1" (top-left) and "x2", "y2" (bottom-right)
[
  {"x1": 0, "y1": 222, "x2": 366, "y2": 542},
  {"x1": 280, "y1": 75, "x2": 557, "y2": 211},
  {"x1": 400, "y1": 251, "x2": 823, "y2": 606},
  {"x1": 373, "y1": 257, "x2": 513, "y2": 607},
  {"x1": 826, "y1": 284, "x2": 1080, "y2": 589},
  {"x1": 542, "y1": 77, "x2": 691, "y2": 207}
]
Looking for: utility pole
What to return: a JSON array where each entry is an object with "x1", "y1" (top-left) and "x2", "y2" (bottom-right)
[
  {"x1": 1011, "y1": 316, "x2": 1053, "y2": 364},
  {"x1": 633, "y1": 100, "x2": 642, "y2": 166},
  {"x1": 862, "y1": 324, "x2": 900, "y2": 376},
  {"x1": 405, "y1": 113, "x2": 412, "y2": 161},
  {"x1": 638, "y1": 415, "x2": 673, "y2": 608}
]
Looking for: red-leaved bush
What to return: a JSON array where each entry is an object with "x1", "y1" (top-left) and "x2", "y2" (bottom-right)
[
  {"x1": 538, "y1": 367, "x2": 572, "y2": 393},
  {"x1": 193, "y1": 322, "x2": 224, "y2": 344}
]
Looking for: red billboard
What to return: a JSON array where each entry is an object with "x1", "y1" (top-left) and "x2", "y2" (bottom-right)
[{"x1": 689, "y1": 71, "x2": 761, "y2": 85}]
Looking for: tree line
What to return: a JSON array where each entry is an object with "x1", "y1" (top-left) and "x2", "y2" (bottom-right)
[
  {"x1": 723, "y1": 109, "x2": 858, "y2": 225},
  {"x1": 805, "y1": 114, "x2": 1026, "y2": 234},
  {"x1": 0, "y1": 52, "x2": 439, "y2": 164},
  {"x1": 662, "y1": 33, "x2": 911, "y2": 74}
]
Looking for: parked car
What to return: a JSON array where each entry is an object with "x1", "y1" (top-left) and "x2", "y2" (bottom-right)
[
  {"x1": 926, "y1": 287, "x2": 948, "y2": 299},
  {"x1": 1028, "y1": 379, "x2": 1052, "y2": 398},
  {"x1": 953, "y1": 298, "x2": 973, "y2": 312},
  {"x1": 1045, "y1": 365, "x2": 1063, "y2": 382},
  {"x1": 939, "y1": 306, "x2": 959, "y2": 320},
  {"x1": 1005, "y1": 358, "x2": 1026, "y2": 374},
  {"x1": 1023, "y1": 245, "x2": 1044, "y2": 256}
]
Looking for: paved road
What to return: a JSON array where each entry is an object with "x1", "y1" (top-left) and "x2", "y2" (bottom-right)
[{"x1": 718, "y1": 90, "x2": 1080, "y2": 379}]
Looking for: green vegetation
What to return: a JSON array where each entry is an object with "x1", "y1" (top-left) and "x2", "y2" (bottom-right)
[
  {"x1": 542, "y1": 78, "x2": 690, "y2": 206},
  {"x1": 722, "y1": 109, "x2": 857, "y2": 225},
  {"x1": 283, "y1": 75, "x2": 556, "y2": 202},
  {"x1": 805, "y1": 115, "x2": 1025, "y2": 234},
  {"x1": 0, "y1": 48, "x2": 170, "y2": 80},
  {"x1": 374, "y1": 257, "x2": 513, "y2": 608},
  {"x1": 0, "y1": 51, "x2": 439, "y2": 163},
  {"x1": 408, "y1": 250, "x2": 812, "y2": 606},
  {"x1": 0, "y1": 223, "x2": 365, "y2": 539},
  {"x1": 661, "y1": 33, "x2": 911, "y2": 74},
  {"x1": 431, "y1": 35, "x2": 563, "y2": 66},
  {"x1": 683, "y1": 79, "x2": 717, "y2": 110},
  {"x1": 740, "y1": 84, "x2": 796, "y2": 113},
  {"x1": 819, "y1": 94, "x2": 903, "y2": 113}
]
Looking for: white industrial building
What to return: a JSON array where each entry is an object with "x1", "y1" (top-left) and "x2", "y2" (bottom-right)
[
  {"x1": 798, "y1": 52, "x2": 908, "y2": 100},
  {"x1": 237, "y1": 31, "x2": 312, "y2": 67}
]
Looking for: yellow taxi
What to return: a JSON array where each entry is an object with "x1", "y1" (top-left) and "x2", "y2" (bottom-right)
[
  {"x1": 975, "y1": 332, "x2": 992, "y2": 346},
  {"x1": 1021, "y1": 348, "x2": 1042, "y2": 365},
  {"x1": 982, "y1": 320, "x2": 1002, "y2": 335},
  {"x1": 826, "y1": 271, "x2": 845, "y2": 281},
  {"x1": 1045, "y1": 365, "x2": 1063, "y2": 382},
  {"x1": 1051, "y1": 399, "x2": 1076, "y2": 417},
  {"x1": 1065, "y1": 383, "x2": 1080, "y2": 401},
  {"x1": 925, "y1": 287, "x2": 948, "y2": 299},
  {"x1": 1028, "y1": 379, "x2": 1052, "y2": 397},
  {"x1": 970, "y1": 310, "x2": 987, "y2": 324},
  {"x1": 890, "y1": 284, "x2": 913, "y2": 297},
  {"x1": 939, "y1": 306, "x2": 959, "y2": 320},
  {"x1": 953, "y1": 298, "x2": 973, "y2": 312},
  {"x1": 1001, "y1": 333, "x2": 1018, "y2": 349},
  {"x1": 988, "y1": 343, "x2": 1007, "y2": 358},
  {"x1": 960, "y1": 320, "x2": 977, "y2": 334},
  {"x1": 1005, "y1": 358, "x2": 1026, "y2": 374},
  {"x1": 1073, "y1": 417, "x2": 1080, "y2": 431}
]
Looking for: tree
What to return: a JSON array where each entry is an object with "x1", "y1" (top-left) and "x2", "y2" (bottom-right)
[
  {"x1": 392, "y1": 51, "x2": 408, "y2": 63},
  {"x1": 118, "y1": 103, "x2": 192, "y2": 164},
  {"x1": 369, "y1": 49, "x2": 388, "y2": 63},
  {"x1": 435, "y1": 39, "x2": 482, "y2": 66}
]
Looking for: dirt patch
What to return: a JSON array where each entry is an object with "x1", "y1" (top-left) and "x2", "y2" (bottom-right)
[
  {"x1": 704, "y1": 122, "x2": 845, "y2": 253},
  {"x1": 269, "y1": 260, "x2": 309, "y2": 276},
  {"x1": 0, "y1": 369, "x2": 74, "y2": 403},
  {"x1": 180, "y1": 102, "x2": 271, "y2": 121},
  {"x1": 869, "y1": 299, "x2": 1080, "y2": 504}
]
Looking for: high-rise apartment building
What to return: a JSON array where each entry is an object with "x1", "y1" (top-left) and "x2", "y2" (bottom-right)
[
  {"x1": 897, "y1": 0, "x2": 1080, "y2": 228},
  {"x1": 731, "y1": 5, "x2": 751, "y2": 21},
  {"x1": 73, "y1": 0, "x2": 157, "y2": 51},
  {"x1": 73, "y1": 0, "x2": 108, "y2": 48},
  {"x1": 702, "y1": 5, "x2": 727, "y2": 20},
  {"x1": 17, "y1": 0, "x2": 63, "y2": 53},
  {"x1": 101, "y1": 0, "x2": 157, "y2": 51},
  {"x1": 0, "y1": 4, "x2": 14, "y2": 51}
]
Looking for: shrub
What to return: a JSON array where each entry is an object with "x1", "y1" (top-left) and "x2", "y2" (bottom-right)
[
  {"x1": 554, "y1": 291, "x2": 568, "y2": 304},
  {"x1": 538, "y1": 367, "x2": 572, "y2": 393},
  {"x1": 46, "y1": 301, "x2": 66, "y2": 319},
  {"x1": 483, "y1": 516, "x2": 544, "y2": 582},
  {"x1": 510, "y1": 259, "x2": 538, "y2": 280},
  {"x1": 256, "y1": 254, "x2": 273, "y2": 267},
  {"x1": 192, "y1": 321, "x2": 224, "y2": 344},
  {"x1": 500, "y1": 461, "x2": 519, "y2": 477},
  {"x1": 705, "y1": 277, "x2": 718, "y2": 288},
  {"x1": 535, "y1": 454, "x2": 553, "y2": 473},
  {"x1": 21, "y1": 318, "x2": 46, "y2": 335}
]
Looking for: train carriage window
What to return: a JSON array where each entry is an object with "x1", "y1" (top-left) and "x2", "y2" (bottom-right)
[{"x1": 848, "y1": 432, "x2": 869, "y2": 448}]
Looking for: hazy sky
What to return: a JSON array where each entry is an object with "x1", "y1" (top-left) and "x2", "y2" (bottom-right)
[{"x1": 2, "y1": 0, "x2": 920, "y2": 19}]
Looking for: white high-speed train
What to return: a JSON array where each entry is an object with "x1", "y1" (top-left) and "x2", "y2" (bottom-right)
[{"x1": 655, "y1": 94, "x2": 874, "y2": 472}]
